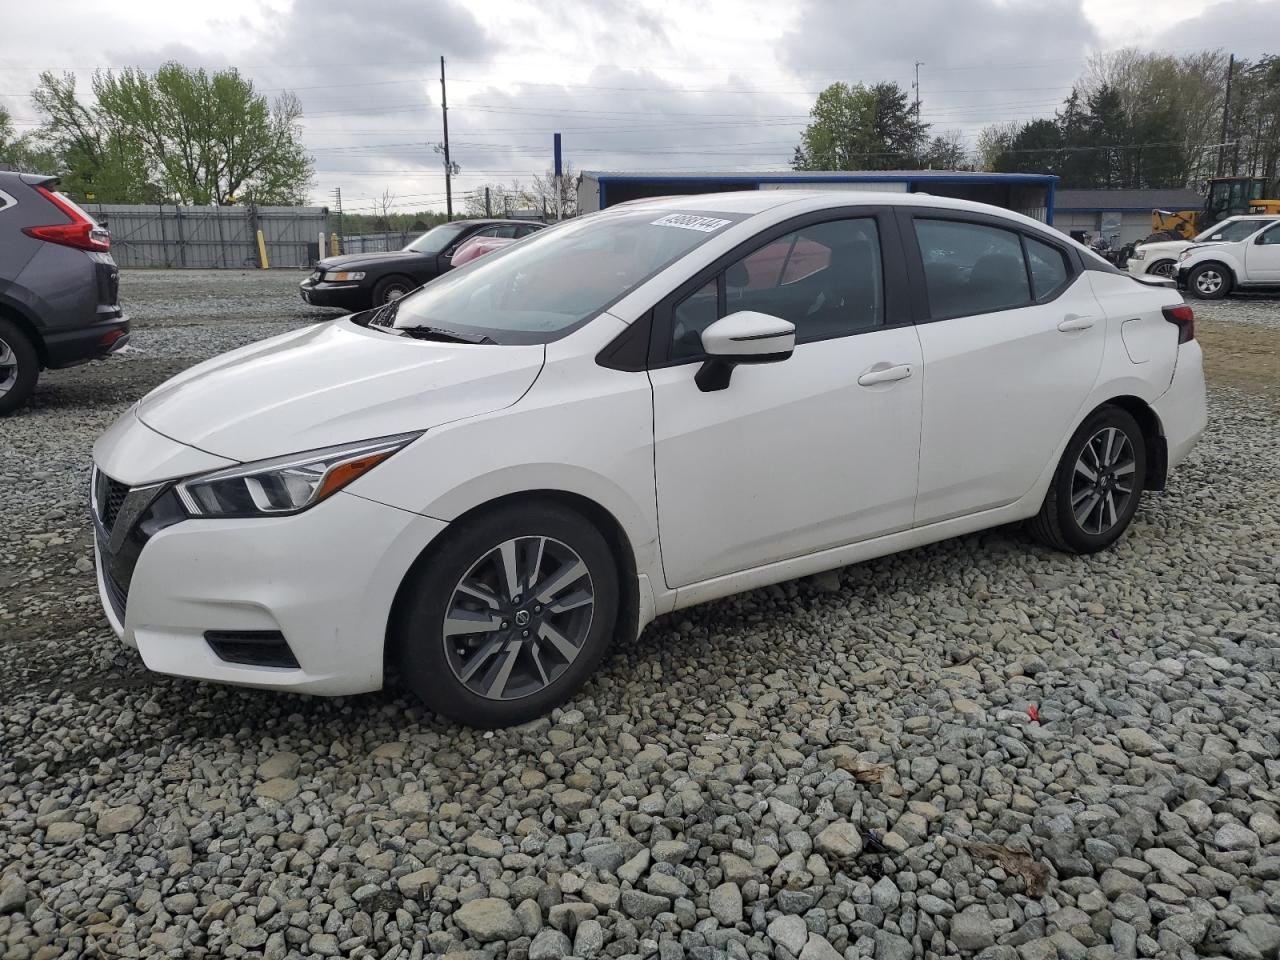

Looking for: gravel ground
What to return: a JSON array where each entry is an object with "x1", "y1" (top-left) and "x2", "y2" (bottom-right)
[{"x1": 1, "y1": 271, "x2": 1278, "y2": 960}]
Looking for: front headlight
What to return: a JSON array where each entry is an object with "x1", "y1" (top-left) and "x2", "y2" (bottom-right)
[
  {"x1": 175, "y1": 433, "x2": 420, "y2": 518},
  {"x1": 1178, "y1": 250, "x2": 1192, "y2": 261},
  {"x1": 325, "y1": 271, "x2": 365, "y2": 282},
  {"x1": 1132, "y1": 249, "x2": 1146, "y2": 260}
]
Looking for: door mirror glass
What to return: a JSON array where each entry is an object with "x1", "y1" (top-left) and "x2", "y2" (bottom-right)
[{"x1": 696, "y1": 310, "x2": 795, "y2": 392}]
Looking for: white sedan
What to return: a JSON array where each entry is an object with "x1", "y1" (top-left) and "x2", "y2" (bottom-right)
[{"x1": 92, "y1": 191, "x2": 1207, "y2": 727}]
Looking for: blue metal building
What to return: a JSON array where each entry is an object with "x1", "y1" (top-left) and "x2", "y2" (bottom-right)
[{"x1": 577, "y1": 169, "x2": 1059, "y2": 223}]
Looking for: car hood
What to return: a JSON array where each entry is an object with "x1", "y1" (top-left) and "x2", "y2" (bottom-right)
[
  {"x1": 136, "y1": 318, "x2": 545, "y2": 462},
  {"x1": 317, "y1": 250, "x2": 424, "y2": 270},
  {"x1": 1137, "y1": 240, "x2": 1191, "y2": 255}
]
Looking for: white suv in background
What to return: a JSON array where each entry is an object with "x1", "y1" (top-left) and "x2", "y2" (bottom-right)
[
  {"x1": 1175, "y1": 214, "x2": 1280, "y2": 299},
  {"x1": 92, "y1": 191, "x2": 1207, "y2": 727}
]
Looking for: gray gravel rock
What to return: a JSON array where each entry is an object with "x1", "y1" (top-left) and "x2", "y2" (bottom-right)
[{"x1": 453, "y1": 897, "x2": 522, "y2": 942}]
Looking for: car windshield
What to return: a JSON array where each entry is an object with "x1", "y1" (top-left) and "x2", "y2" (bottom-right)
[
  {"x1": 404, "y1": 223, "x2": 470, "y2": 254},
  {"x1": 1195, "y1": 219, "x2": 1276, "y2": 243},
  {"x1": 388, "y1": 209, "x2": 744, "y2": 344}
]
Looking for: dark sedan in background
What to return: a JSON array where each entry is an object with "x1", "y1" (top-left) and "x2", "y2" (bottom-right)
[{"x1": 300, "y1": 219, "x2": 545, "y2": 311}]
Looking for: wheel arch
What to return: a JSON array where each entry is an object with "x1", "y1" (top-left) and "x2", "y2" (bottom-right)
[
  {"x1": 384, "y1": 488, "x2": 641, "y2": 681},
  {"x1": 1095, "y1": 394, "x2": 1167, "y2": 491},
  {"x1": 0, "y1": 298, "x2": 49, "y2": 367}
]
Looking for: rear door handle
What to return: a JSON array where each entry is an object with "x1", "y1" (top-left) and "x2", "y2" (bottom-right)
[
  {"x1": 857, "y1": 363, "x2": 913, "y2": 386},
  {"x1": 1058, "y1": 314, "x2": 1096, "y2": 332}
]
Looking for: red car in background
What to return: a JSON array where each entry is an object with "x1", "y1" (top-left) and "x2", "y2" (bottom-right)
[{"x1": 450, "y1": 234, "x2": 518, "y2": 267}]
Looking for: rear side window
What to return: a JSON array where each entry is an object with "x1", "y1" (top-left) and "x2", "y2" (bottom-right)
[
  {"x1": 1025, "y1": 236, "x2": 1070, "y2": 299},
  {"x1": 914, "y1": 219, "x2": 1030, "y2": 319}
]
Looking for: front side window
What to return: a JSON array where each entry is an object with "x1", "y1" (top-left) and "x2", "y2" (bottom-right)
[
  {"x1": 914, "y1": 219, "x2": 1030, "y2": 319},
  {"x1": 668, "y1": 217, "x2": 884, "y2": 360},
  {"x1": 1258, "y1": 225, "x2": 1280, "y2": 246},
  {"x1": 389, "y1": 208, "x2": 742, "y2": 344}
]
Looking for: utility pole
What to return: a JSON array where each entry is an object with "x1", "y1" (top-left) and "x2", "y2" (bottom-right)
[
  {"x1": 484, "y1": 186, "x2": 491, "y2": 217},
  {"x1": 1217, "y1": 53, "x2": 1235, "y2": 178},
  {"x1": 914, "y1": 61, "x2": 924, "y2": 117},
  {"x1": 330, "y1": 187, "x2": 343, "y2": 255},
  {"x1": 440, "y1": 55, "x2": 453, "y2": 220}
]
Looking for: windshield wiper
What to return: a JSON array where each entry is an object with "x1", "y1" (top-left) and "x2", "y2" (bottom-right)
[{"x1": 396, "y1": 324, "x2": 496, "y2": 345}]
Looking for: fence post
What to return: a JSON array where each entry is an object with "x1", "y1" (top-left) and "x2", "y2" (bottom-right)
[
  {"x1": 319, "y1": 232, "x2": 326, "y2": 264},
  {"x1": 331, "y1": 233, "x2": 339, "y2": 257},
  {"x1": 175, "y1": 206, "x2": 187, "y2": 268}
]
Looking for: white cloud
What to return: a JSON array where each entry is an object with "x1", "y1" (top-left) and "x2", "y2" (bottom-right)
[{"x1": 4, "y1": 0, "x2": 1280, "y2": 211}]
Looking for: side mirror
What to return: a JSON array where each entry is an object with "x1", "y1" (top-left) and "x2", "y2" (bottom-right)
[{"x1": 695, "y1": 310, "x2": 795, "y2": 392}]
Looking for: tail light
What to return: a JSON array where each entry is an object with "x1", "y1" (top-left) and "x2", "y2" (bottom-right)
[
  {"x1": 22, "y1": 186, "x2": 111, "y2": 252},
  {"x1": 1162, "y1": 303, "x2": 1194, "y2": 344}
]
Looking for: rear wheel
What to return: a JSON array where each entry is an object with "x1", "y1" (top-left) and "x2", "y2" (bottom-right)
[
  {"x1": 1029, "y1": 406, "x2": 1147, "y2": 554},
  {"x1": 0, "y1": 318, "x2": 39, "y2": 416},
  {"x1": 394, "y1": 503, "x2": 619, "y2": 728},
  {"x1": 372, "y1": 275, "x2": 415, "y2": 307},
  {"x1": 1187, "y1": 263, "x2": 1230, "y2": 299}
]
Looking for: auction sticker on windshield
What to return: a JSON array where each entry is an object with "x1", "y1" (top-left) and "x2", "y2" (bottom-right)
[{"x1": 650, "y1": 214, "x2": 733, "y2": 232}]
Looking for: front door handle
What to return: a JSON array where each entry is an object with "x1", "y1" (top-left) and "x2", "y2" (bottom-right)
[
  {"x1": 857, "y1": 363, "x2": 913, "y2": 386},
  {"x1": 1058, "y1": 314, "x2": 1096, "y2": 332}
]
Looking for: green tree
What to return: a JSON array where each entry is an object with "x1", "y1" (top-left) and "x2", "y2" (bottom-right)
[
  {"x1": 793, "y1": 82, "x2": 928, "y2": 170},
  {"x1": 30, "y1": 63, "x2": 312, "y2": 204},
  {"x1": 990, "y1": 119, "x2": 1064, "y2": 176},
  {"x1": 0, "y1": 102, "x2": 62, "y2": 175}
]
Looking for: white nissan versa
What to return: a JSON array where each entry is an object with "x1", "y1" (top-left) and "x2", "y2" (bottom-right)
[{"x1": 92, "y1": 192, "x2": 1207, "y2": 727}]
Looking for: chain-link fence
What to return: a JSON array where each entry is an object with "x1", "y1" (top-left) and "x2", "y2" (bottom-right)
[
  {"x1": 92, "y1": 204, "x2": 330, "y2": 269},
  {"x1": 339, "y1": 231, "x2": 414, "y2": 254}
]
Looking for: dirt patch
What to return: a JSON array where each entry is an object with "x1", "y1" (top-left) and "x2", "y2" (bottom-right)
[{"x1": 1198, "y1": 317, "x2": 1280, "y2": 408}]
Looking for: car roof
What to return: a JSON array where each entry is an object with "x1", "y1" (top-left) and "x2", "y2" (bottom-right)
[{"x1": 610, "y1": 189, "x2": 1057, "y2": 233}]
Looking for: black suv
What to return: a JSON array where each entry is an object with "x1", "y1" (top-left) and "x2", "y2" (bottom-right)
[
  {"x1": 0, "y1": 171, "x2": 128, "y2": 414},
  {"x1": 300, "y1": 218, "x2": 545, "y2": 311}
]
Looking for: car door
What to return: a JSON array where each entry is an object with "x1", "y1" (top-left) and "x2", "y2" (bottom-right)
[
  {"x1": 903, "y1": 211, "x2": 1105, "y2": 525},
  {"x1": 648, "y1": 210, "x2": 924, "y2": 588},
  {"x1": 1245, "y1": 222, "x2": 1280, "y2": 281}
]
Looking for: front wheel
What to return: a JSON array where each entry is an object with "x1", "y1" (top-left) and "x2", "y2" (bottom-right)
[
  {"x1": 1187, "y1": 263, "x2": 1230, "y2": 299},
  {"x1": 394, "y1": 503, "x2": 619, "y2": 728},
  {"x1": 1147, "y1": 259, "x2": 1176, "y2": 279},
  {"x1": 1028, "y1": 406, "x2": 1147, "y2": 554}
]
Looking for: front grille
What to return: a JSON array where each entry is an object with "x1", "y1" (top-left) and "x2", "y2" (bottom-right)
[
  {"x1": 99, "y1": 538, "x2": 129, "y2": 622},
  {"x1": 96, "y1": 470, "x2": 130, "y2": 533}
]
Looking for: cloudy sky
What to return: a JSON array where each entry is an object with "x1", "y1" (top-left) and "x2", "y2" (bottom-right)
[{"x1": 3, "y1": 0, "x2": 1279, "y2": 214}]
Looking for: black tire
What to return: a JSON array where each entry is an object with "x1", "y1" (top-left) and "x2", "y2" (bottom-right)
[
  {"x1": 1028, "y1": 405, "x2": 1147, "y2": 554},
  {"x1": 0, "y1": 318, "x2": 40, "y2": 416},
  {"x1": 1148, "y1": 259, "x2": 1176, "y2": 279},
  {"x1": 1186, "y1": 262, "x2": 1231, "y2": 300},
  {"x1": 372, "y1": 275, "x2": 415, "y2": 307},
  {"x1": 394, "y1": 502, "x2": 619, "y2": 728}
]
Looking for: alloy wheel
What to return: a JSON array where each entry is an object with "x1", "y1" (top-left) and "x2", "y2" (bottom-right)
[
  {"x1": 442, "y1": 536, "x2": 595, "y2": 701},
  {"x1": 1149, "y1": 261, "x2": 1175, "y2": 278},
  {"x1": 1194, "y1": 269, "x2": 1223, "y2": 296},
  {"x1": 383, "y1": 284, "x2": 409, "y2": 304},
  {"x1": 0, "y1": 337, "x2": 17, "y2": 398},
  {"x1": 1071, "y1": 427, "x2": 1137, "y2": 535}
]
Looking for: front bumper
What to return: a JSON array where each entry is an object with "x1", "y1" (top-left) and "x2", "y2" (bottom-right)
[
  {"x1": 1175, "y1": 266, "x2": 1190, "y2": 290},
  {"x1": 299, "y1": 275, "x2": 368, "y2": 310},
  {"x1": 93, "y1": 471, "x2": 446, "y2": 696}
]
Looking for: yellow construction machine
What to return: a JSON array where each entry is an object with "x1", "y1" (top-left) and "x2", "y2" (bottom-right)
[{"x1": 1151, "y1": 176, "x2": 1277, "y2": 240}]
